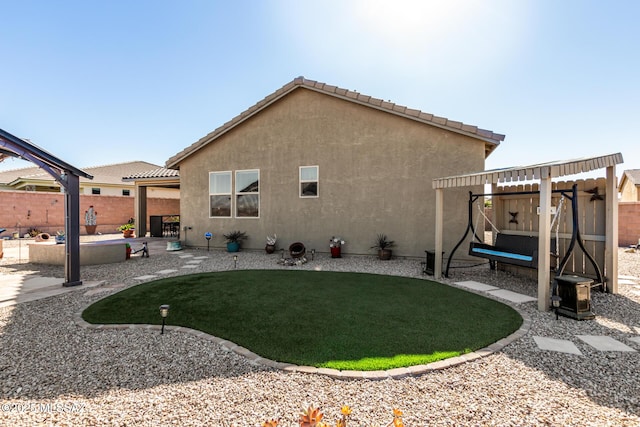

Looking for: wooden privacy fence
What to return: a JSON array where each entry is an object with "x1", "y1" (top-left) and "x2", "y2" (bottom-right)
[{"x1": 489, "y1": 178, "x2": 608, "y2": 279}]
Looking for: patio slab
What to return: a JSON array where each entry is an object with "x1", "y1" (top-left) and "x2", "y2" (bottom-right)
[
  {"x1": 454, "y1": 280, "x2": 499, "y2": 292},
  {"x1": 533, "y1": 336, "x2": 582, "y2": 355},
  {"x1": 487, "y1": 289, "x2": 537, "y2": 304},
  {"x1": 576, "y1": 335, "x2": 637, "y2": 352}
]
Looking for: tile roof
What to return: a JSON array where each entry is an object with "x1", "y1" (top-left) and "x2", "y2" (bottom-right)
[
  {"x1": 166, "y1": 76, "x2": 505, "y2": 168},
  {"x1": 122, "y1": 167, "x2": 180, "y2": 181},
  {"x1": 0, "y1": 161, "x2": 163, "y2": 186}
]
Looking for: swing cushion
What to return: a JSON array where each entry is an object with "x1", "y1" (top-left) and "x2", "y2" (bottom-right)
[{"x1": 469, "y1": 234, "x2": 556, "y2": 269}]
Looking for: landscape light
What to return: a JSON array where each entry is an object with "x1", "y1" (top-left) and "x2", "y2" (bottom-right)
[{"x1": 159, "y1": 304, "x2": 170, "y2": 334}]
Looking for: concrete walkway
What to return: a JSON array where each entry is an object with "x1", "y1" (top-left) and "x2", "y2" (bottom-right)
[{"x1": 455, "y1": 277, "x2": 640, "y2": 355}]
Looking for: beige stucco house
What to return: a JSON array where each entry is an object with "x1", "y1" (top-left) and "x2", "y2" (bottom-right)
[
  {"x1": 619, "y1": 169, "x2": 640, "y2": 201},
  {"x1": 166, "y1": 77, "x2": 505, "y2": 257}
]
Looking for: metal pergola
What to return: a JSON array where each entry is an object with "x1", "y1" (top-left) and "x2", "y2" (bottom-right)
[{"x1": 0, "y1": 128, "x2": 93, "y2": 286}]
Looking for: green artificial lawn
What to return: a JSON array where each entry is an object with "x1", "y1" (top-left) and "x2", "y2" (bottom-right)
[{"x1": 82, "y1": 270, "x2": 522, "y2": 371}]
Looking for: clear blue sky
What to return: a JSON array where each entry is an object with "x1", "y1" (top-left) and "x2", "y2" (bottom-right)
[{"x1": 1, "y1": 0, "x2": 638, "y2": 178}]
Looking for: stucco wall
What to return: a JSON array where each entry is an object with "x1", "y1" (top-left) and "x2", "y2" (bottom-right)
[
  {"x1": 0, "y1": 191, "x2": 179, "y2": 236},
  {"x1": 177, "y1": 88, "x2": 485, "y2": 257},
  {"x1": 620, "y1": 182, "x2": 639, "y2": 202}
]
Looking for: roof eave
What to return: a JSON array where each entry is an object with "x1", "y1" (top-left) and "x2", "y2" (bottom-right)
[{"x1": 166, "y1": 77, "x2": 506, "y2": 168}]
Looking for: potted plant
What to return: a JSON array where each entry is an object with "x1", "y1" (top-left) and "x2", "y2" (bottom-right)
[
  {"x1": 371, "y1": 233, "x2": 395, "y2": 260},
  {"x1": 117, "y1": 222, "x2": 135, "y2": 238},
  {"x1": 55, "y1": 230, "x2": 65, "y2": 244},
  {"x1": 329, "y1": 236, "x2": 345, "y2": 258},
  {"x1": 223, "y1": 230, "x2": 247, "y2": 252},
  {"x1": 265, "y1": 234, "x2": 277, "y2": 254},
  {"x1": 84, "y1": 206, "x2": 98, "y2": 235}
]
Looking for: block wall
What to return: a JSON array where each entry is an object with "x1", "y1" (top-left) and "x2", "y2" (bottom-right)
[
  {"x1": 0, "y1": 191, "x2": 179, "y2": 236},
  {"x1": 619, "y1": 202, "x2": 640, "y2": 247}
]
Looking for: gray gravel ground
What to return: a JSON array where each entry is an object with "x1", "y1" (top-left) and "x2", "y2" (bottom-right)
[{"x1": 1, "y1": 236, "x2": 639, "y2": 426}]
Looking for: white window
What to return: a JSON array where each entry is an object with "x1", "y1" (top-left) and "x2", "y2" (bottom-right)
[
  {"x1": 209, "y1": 171, "x2": 232, "y2": 217},
  {"x1": 235, "y1": 169, "x2": 259, "y2": 218},
  {"x1": 300, "y1": 166, "x2": 318, "y2": 197}
]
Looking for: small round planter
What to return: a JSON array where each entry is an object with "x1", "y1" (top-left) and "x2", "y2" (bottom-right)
[
  {"x1": 85, "y1": 225, "x2": 97, "y2": 235},
  {"x1": 227, "y1": 242, "x2": 240, "y2": 252},
  {"x1": 122, "y1": 229, "x2": 135, "y2": 238},
  {"x1": 378, "y1": 249, "x2": 393, "y2": 260},
  {"x1": 265, "y1": 244, "x2": 276, "y2": 254},
  {"x1": 55, "y1": 236, "x2": 65, "y2": 245}
]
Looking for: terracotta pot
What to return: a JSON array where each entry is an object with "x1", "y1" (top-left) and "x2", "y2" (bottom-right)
[
  {"x1": 378, "y1": 249, "x2": 392, "y2": 260},
  {"x1": 122, "y1": 229, "x2": 135, "y2": 238},
  {"x1": 85, "y1": 225, "x2": 97, "y2": 235}
]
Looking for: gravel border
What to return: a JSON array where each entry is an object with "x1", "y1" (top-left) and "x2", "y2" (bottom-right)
[{"x1": 1, "y1": 237, "x2": 639, "y2": 426}]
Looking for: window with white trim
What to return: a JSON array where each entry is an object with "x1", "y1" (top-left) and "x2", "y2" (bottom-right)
[
  {"x1": 235, "y1": 169, "x2": 259, "y2": 218},
  {"x1": 300, "y1": 166, "x2": 318, "y2": 197},
  {"x1": 209, "y1": 171, "x2": 232, "y2": 217}
]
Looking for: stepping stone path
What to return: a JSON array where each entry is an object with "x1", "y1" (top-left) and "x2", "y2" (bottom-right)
[{"x1": 456, "y1": 277, "x2": 640, "y2": 355}]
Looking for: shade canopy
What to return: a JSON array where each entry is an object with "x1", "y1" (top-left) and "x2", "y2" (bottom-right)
[{"x1": 433, "y1": 153, "x2": 623, "y2": 189}]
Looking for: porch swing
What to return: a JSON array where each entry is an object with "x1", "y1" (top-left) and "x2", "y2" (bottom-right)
[{"x1": 445, "y1": 184, "x2": 605, "y2": 292}]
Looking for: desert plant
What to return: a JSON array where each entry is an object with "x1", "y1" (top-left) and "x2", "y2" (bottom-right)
[
  {"x1": 117, "y1": 223, "x2": 135, "y2": 231},
  {"x1": 84, "y1": 206, "x2": 97, "y2": 226},
  {"x1": 223, "y1": 230, "x2": 247, "y2": 243},
  {"x1": 266, "y1": 234, "x2": 277, "y2": 246},
  {"x1": 371, "y1": 233, "x2": 395, "y2": 250}
]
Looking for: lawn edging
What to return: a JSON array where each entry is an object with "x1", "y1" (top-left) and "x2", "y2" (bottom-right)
[{"x1": 74, "y1": 290, "x2": 532, "y2": 380}]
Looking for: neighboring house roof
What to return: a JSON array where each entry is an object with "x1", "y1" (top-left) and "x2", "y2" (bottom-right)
[
  {"x1": 122, "y1": 167, "x2": 180, "y2": 181},
  {"x1": 166, "y1": 76, "x2": 506, "y2": 168},
  {"x1": 618, "y1": 169, "x2": 640, "y2": 191},
  {"x1": 0, "y1": 160, "x2": 162, "y2": 189}
]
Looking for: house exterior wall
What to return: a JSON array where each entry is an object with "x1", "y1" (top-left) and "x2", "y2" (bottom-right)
[
  {"x1": 620, "y1": 181, "x2": 639, "y2": 202},
  {"x1": 0, "y1": 190, "x2": 179, "y2": 236},
  {"x1": 78, "y1": 184, "x2": 179, "y2": 198},
  {"x1": 177, "y1": 88, "x2": 485, "y2": 257}
]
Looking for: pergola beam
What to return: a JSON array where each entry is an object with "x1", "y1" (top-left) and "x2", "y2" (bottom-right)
[{"x1": 0, "y1": 128, "x2": 92, "y2": 286}]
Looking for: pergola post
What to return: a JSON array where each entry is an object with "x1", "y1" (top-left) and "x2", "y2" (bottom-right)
[
  {"x1": 434, "y1": 187, "x2": 444, "y2": 279},
  {"x1": 605, "y1": 165, "x2": 619, "y2": 294},
  {"x1": 63, "y1": 173, "x2": 82, "y2": 286},
  {"x1": 537, "y1": 175, "x2": 552, "y2": 311},
  {"x1": 136, "y1": 184, "x2": 148, "y2": 238}
]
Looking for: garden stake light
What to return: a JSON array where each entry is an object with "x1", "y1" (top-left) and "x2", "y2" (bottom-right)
[
  {"x1": 311, "y1": 249, "x2": 315, "y2": 260},
  {"x1": 204, "y1": 232, "x2": 212, "y2": 251},
  {"x1": 233, "y1": 255, "x2": 238, "y2": 269},
  {"x1": 159, "y1": 304, "x2": 170, "y2": 334},
  {"x1": 551, "y1": 295, "x2": 562, "y2": 320}
]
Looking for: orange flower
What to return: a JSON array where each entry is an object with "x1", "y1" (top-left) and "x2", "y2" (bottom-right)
[
  {"x1": 262, "y1": 420, "x2": 279, "y2": 427},
  {"x1": 392, "y1": 408, "x2": 403, "y2": 417},
  {"x1": 340, "y1": 406, "x2": 352, "y2": 416},
  {"x1": 393, "y1": 418, "x2": 404, "y2": 427},
  {"x1": 300, "y1": 406, "x2": 323, "y2": 427}
]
